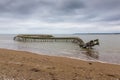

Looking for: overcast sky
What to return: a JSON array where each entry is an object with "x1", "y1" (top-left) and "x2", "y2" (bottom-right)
[{"x1": 0, "y1": 0, "x2": 120, "y2": 34}]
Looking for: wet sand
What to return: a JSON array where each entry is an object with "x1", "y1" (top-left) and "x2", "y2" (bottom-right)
[{"x1": 0, "y1": 48, "x2": 120, "y2": 80}]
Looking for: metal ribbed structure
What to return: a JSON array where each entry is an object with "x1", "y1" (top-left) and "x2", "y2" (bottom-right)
[{"x1": 14, "y1": 34, "x2": 85, "y2": 47}]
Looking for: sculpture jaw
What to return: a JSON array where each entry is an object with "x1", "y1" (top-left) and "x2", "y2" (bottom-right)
[{"x1": 80, "y1": 39, "x2": 99, "y2": 49}]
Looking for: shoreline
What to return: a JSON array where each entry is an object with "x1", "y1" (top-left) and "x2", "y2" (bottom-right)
[
  {"x1": 0, "y1": 48, "x2": 120, "y2": 80},
  {"x1": 1, "y1": 48, "x2": 120, "y2": 66},
  {"x1": 67, "y1": 56, "x2": 120, "y2": 66},
  {"x1": 3, "y1": 48, "x2": 120, "y2": 66}
]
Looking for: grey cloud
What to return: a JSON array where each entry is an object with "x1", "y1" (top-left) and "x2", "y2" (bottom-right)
[
  {"x1": 58, "y1": 0, "x2": 85, "y2": 12},
  {"x1": 101, "y1": 15, "x2": 120, "y2": 22},
  {"x1": 0, "y1": 0, "x2": 119, "y2": 21},
  {"x1": 0, "y1": 0, "x2": 85, "y2": 17},
  {"x1": 27, "y1": 26, "x2": 54, "y2": 30},
  {"x1": 0, "y1": 0, "x2": 120, "y2": 33},
  {"x1": 84, "y1": 0, "x2": 120, "y2": 22},
  {"x1": 0, "y1": 0, "x2": 39, "y2": 15}
]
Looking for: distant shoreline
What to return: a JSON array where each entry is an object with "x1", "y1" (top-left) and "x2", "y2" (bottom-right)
[{"x1": 73, "y1": 33, "x2": 120, "y2": 35}]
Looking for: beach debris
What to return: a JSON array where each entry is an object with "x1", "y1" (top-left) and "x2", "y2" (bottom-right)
[
  {"x1": 88, "y1": 62, "x2": 92, "y2": 65},
  {"x1": 30, "y1": 68, "x2": 40, "y2": 72}
]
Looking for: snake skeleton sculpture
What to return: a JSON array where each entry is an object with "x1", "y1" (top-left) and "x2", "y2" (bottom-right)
[{"x1": 14, "y1": 34, "x2": 99, "y2": 49}]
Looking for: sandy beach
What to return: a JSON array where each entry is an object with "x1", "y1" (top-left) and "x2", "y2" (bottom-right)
[{"x1": 0, "y1": 48, "x2": 120, "y2": 80}]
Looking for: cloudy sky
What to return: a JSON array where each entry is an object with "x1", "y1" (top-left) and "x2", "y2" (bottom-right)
[{"x1": 0, "y1": 0, "x2": 120, "y2": 34}]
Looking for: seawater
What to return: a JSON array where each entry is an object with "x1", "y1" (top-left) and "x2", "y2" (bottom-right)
[{"x1": 0, "y1": 34, "x2": 120, "y2": 64}]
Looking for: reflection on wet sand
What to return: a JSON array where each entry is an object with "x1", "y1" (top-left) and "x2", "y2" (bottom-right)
[{"x1": 82, "y1": 49, "x2": 99, "y2": 59}]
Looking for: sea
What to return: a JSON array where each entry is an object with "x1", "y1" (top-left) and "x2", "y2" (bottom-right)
[{"x1": 0, "y1": 34, "x2": 120, "y2": 65}]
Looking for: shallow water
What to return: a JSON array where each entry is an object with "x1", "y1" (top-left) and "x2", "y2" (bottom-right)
[{"x1": 0, "y1": 34, "x2": 120, "y2": 64}]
